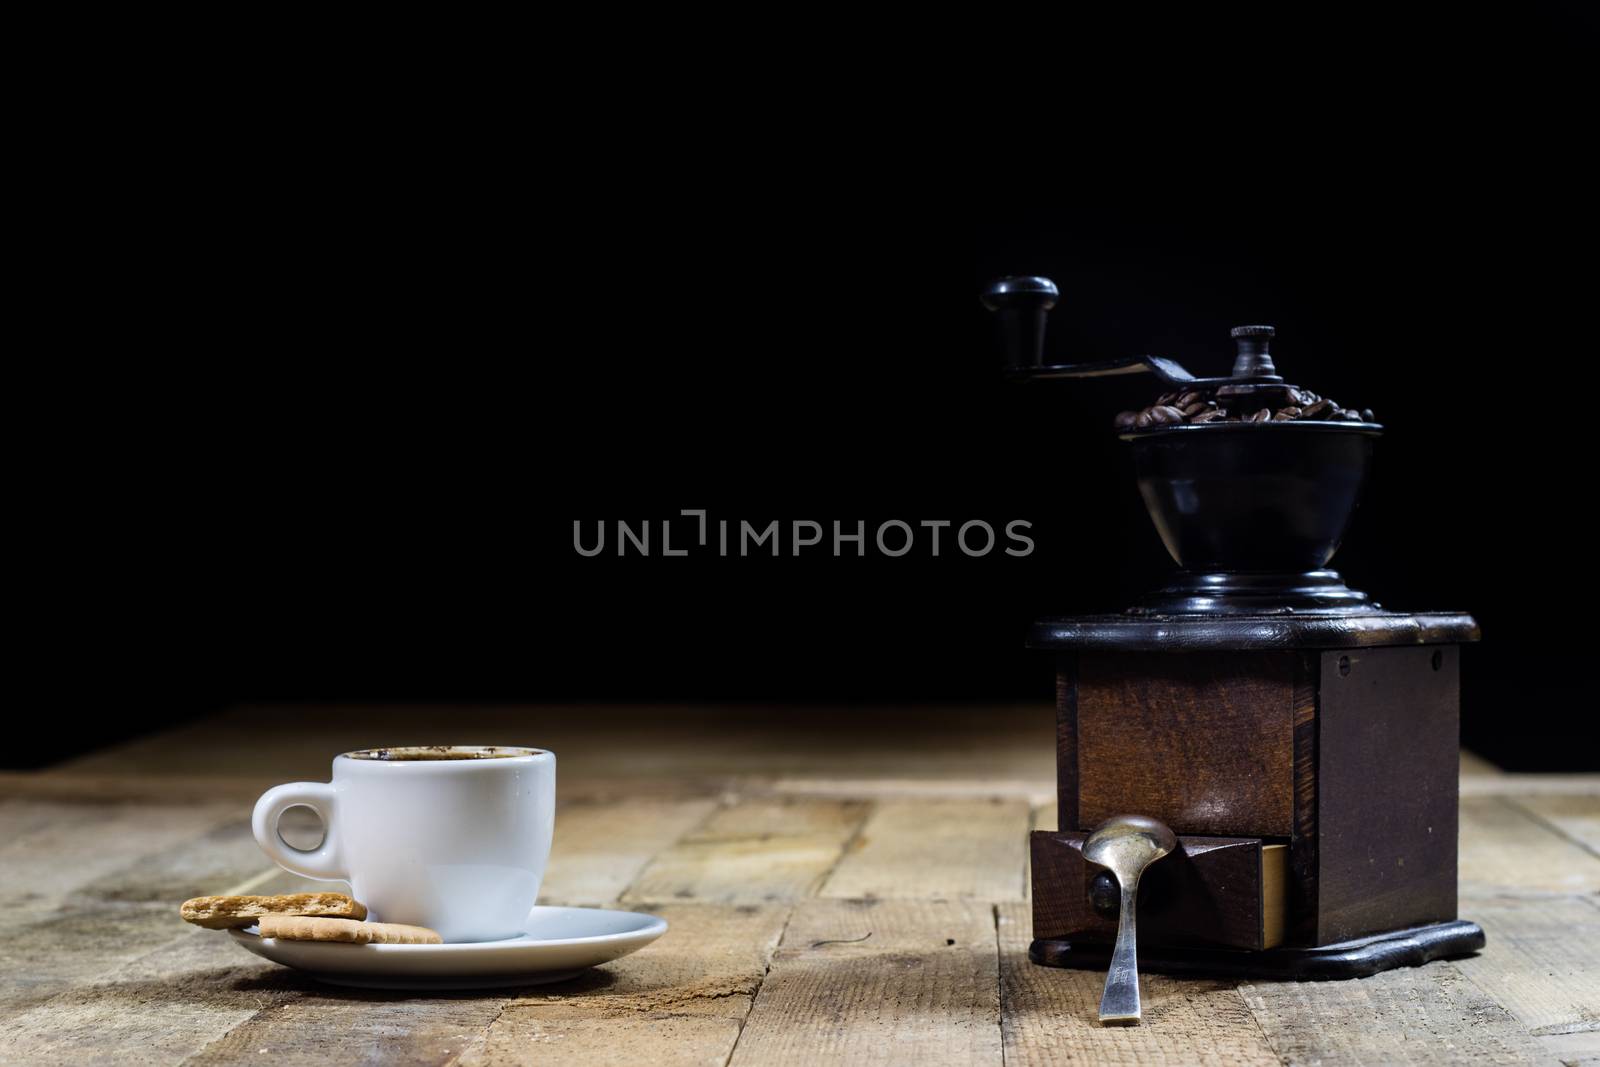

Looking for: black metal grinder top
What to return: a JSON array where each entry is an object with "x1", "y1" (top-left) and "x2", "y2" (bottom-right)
[{"x1": 983, "y1": 275, "x2": 1398, "y2": 617}]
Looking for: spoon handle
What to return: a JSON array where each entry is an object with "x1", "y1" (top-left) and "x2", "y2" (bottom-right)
[{"x1": 1099, "y1": 875, "x2": 1142, "y2": 1023}]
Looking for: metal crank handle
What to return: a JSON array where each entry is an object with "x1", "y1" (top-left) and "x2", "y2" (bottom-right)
[{"x1": 980, "y1": 277, "x2": 1224, "y2": 387}]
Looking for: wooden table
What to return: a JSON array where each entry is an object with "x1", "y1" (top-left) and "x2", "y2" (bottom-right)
[{"x1": 1, "y1": 704, "x2": 1596, "y2": 1065}]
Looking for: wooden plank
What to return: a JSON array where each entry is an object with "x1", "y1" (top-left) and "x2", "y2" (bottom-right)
[
  {"x1": 621, "y1": 798, "x2": 864, "y2": 905},
  {"x1": 460, "y1": 1013, "x2": 743, "y2": 1067},
  {"x1": 1056, "y1": 655, "x2": 1079, "y2": 832},
  {"x1": 538, "y1": 797, "x2": 717, "y2": 906},
  {"x1": 53, "y1": 702, "x2": 1055, "y2": 786},
  {"x1": 3, "y1": 704, "x2": 1596, "y2": 1066},
  {"x1": 0, "y1": 800, "x2": 237, "y2": 916},
  {"x1": 1238, "y1": 962, "x2": 1552, "y2": 1064},
  {"x1": 0, "y1": 769, "x2": 722, "y2": 804},
  {"x1": 186, "y1": 988, "x2": 507, "y2": 1066},
  {"x1": 1511, "y1": 794, "x2": 1600, "y2": 856},
  {"x1": 996, "y1": 901, "x2": 1280, "y2": 1066},
  {"x1": 456, "y1": 902, "x2": 791, "y2": 1066},
  {"x1": 728, "y1": 898, "x2": 1001, "y2": 1067},
  {"x1": 1077, "y1": 652, "x2": 1296, "y2": 837},
  {"x1": 499, "y1": 901, "x2": 790, "y2": 1015},
  {"x1": 1539, "y1": 1028, "x2": 1600, "y2": 1064},
  {"x1": 1316, "y1": 645, "x2": 1460, "y2": 942},
  {"x1": 1027, "y1": 802, "x2": 1057, "y2": 900},
  {"x1": 1290, "y1": 650, "x2": 1319, "y2": 945},
  {"x1": 1452, "y1": 895, "x2": 1600, "y2": 1036},
  {"x1": 0, "y1": 904, "x2": 193, "y2": 1023},
  {"x1": 1462, "y1": 775, "x2": 1600, "y2": 798},
  {"x1": 0, "y1": 797, "x2": 96, "y2": 839},
  {"x1": 0, "y1": 801, "x2": 251, "y2": 1017},
  {"x1": 684, "y1": 796, "x2": 868, "y2": 842},
  {"x1": 0, "y1": 819, "x2": 317, "y2": 1024},
  {"x1": 820, "y1": 798, "x2": 1029, "y2": 902},
  {"x1": 1460, "y1": 796, "x2": 1600, "y2": 896},
  {"x1": 0, "y1": 773, "x2": 269, "y2": 804},
  {"x1": 765, "y1": 778, "x2": 1053, "y2": 804},
  {"x1": 183, "y1": 865, "x2": 526, "y2": 1063},
  {"x1": 0, "y1": 926, "x2": 291, "y2": 1064},
  {"x1": 65, "y1": 818, "x2": 272, "y2": 908}
]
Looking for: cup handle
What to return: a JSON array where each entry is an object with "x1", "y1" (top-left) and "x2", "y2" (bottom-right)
[{"x1": 251, "y1": 782, "x2": 347, "y2": 882}]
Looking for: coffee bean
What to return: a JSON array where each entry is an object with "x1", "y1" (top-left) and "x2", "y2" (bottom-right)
[{"x1": 1117, "y1": 386, "x2": 1370, "y2": 432}]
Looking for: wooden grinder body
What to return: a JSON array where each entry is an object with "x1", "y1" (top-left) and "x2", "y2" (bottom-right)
[{"x1": 1028, "y1": 616, "x2": 1484, "y2": 978}]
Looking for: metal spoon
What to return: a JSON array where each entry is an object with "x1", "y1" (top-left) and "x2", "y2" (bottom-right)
[{"x1": 1081, "y1": 814, "x2": 1178, "y2": 1025}]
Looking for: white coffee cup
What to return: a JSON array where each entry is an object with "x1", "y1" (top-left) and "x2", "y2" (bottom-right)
[{"x1": 251, "y1": 745, "x2": 555, "y2": 943}]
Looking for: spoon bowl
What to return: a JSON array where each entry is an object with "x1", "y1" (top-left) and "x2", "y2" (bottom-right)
[{"x1": 1083, "y1": 814, "x2": 1178, "y2": 873}]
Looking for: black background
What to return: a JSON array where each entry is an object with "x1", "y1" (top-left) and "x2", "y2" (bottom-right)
[{"x1": 33, "y1": 10, "x2": 1596, "y2": 769}]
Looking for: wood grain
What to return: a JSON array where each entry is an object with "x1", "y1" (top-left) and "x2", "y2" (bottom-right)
[
  {"x1": 0, "y1": 808, "x2": 287, "y2": 1024},
  {"x1": 0, "y1": 705, "x2": 1593, "y2": 1066},
  {"x1": 460, "y1": 1012, "x2": 744, "y2": 1067},
  {"x1": 1459, "y1": 796, "x2": 1600, "y2": 895},
  {"x1": 1027, "y1": 802, "x2": 1057, "y2": 900},
  {"x1": 997, "y1": 901, "x2": 1281, "y2": 1066},
  {"x1": 53, "y1": 702, "x2": 1056, "y2": 788},
  {"x1": 1056, "y1": 655, "x2": 1079, "y2": 831},
  {"x1": 186, "y1": 988, "x2": 507, "y2": 1066},
  {"x1": 1238, "y1": 962, "x2": 1551, "y2": 1064},
  {"x1": 728, "y1": 899, "x2": 1002, "y2": 1066},
  {"x1": 1538, "y1": 1027, "x2": 1600, "y2": 1065},
  {"x1": 1461, "y1": 775, "x2": 1600, "y2": 798},
  {"x1": 540, "y1": 797, "x2": 717, "y2": 906},
  {"x1": 1510, "y1": 793, "x2": 1600, "y2": 856},
  {"x1": 1315, "y1": 645, "x2": 1461, "y2": 942},
  {"x1": 456, "y1": 902, "x2": 791, "y2": 1066},
  {"x1": 820, "y1": 798, "x2": 1030, "y2": 902},
  {"x1": 684, "y1": 796, "x2": 869, "y2": 842},
  {"x1": 1452, "y1": 895, "x2": 1600, "y2": 1035},
  {"x1": 503, "y1": 901, "x2": 790, "y2": 1016},
  {"x1": 0, "y1": 800, "x2": 237, "y2": 918},
  {"x1": 1076, "y1": 652, "x2": 1296, "y2": 837},
  {"x1": 0, "y1": 928, "x2": 288, "y2": 1063},
  {"x1": 622, "y1": 799, "x2": 865, "y2": 905},
  {"x1": 1290, "y1": 651, "x2": 1318, "y2": 946}
]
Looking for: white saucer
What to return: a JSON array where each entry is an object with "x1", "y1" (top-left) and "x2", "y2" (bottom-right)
[{"x1": 227, "y1": 906, "x2": 668, "y2": 989}]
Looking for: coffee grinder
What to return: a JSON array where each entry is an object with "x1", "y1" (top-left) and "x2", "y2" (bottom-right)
[{"x1": 983, "y1": 276, "x2": 1483, "y2": 1022}]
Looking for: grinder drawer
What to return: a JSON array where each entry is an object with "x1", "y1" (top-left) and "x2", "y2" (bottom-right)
[{"x1": 1032, "y1": 830, "x2": 1287, "y2": 951}]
